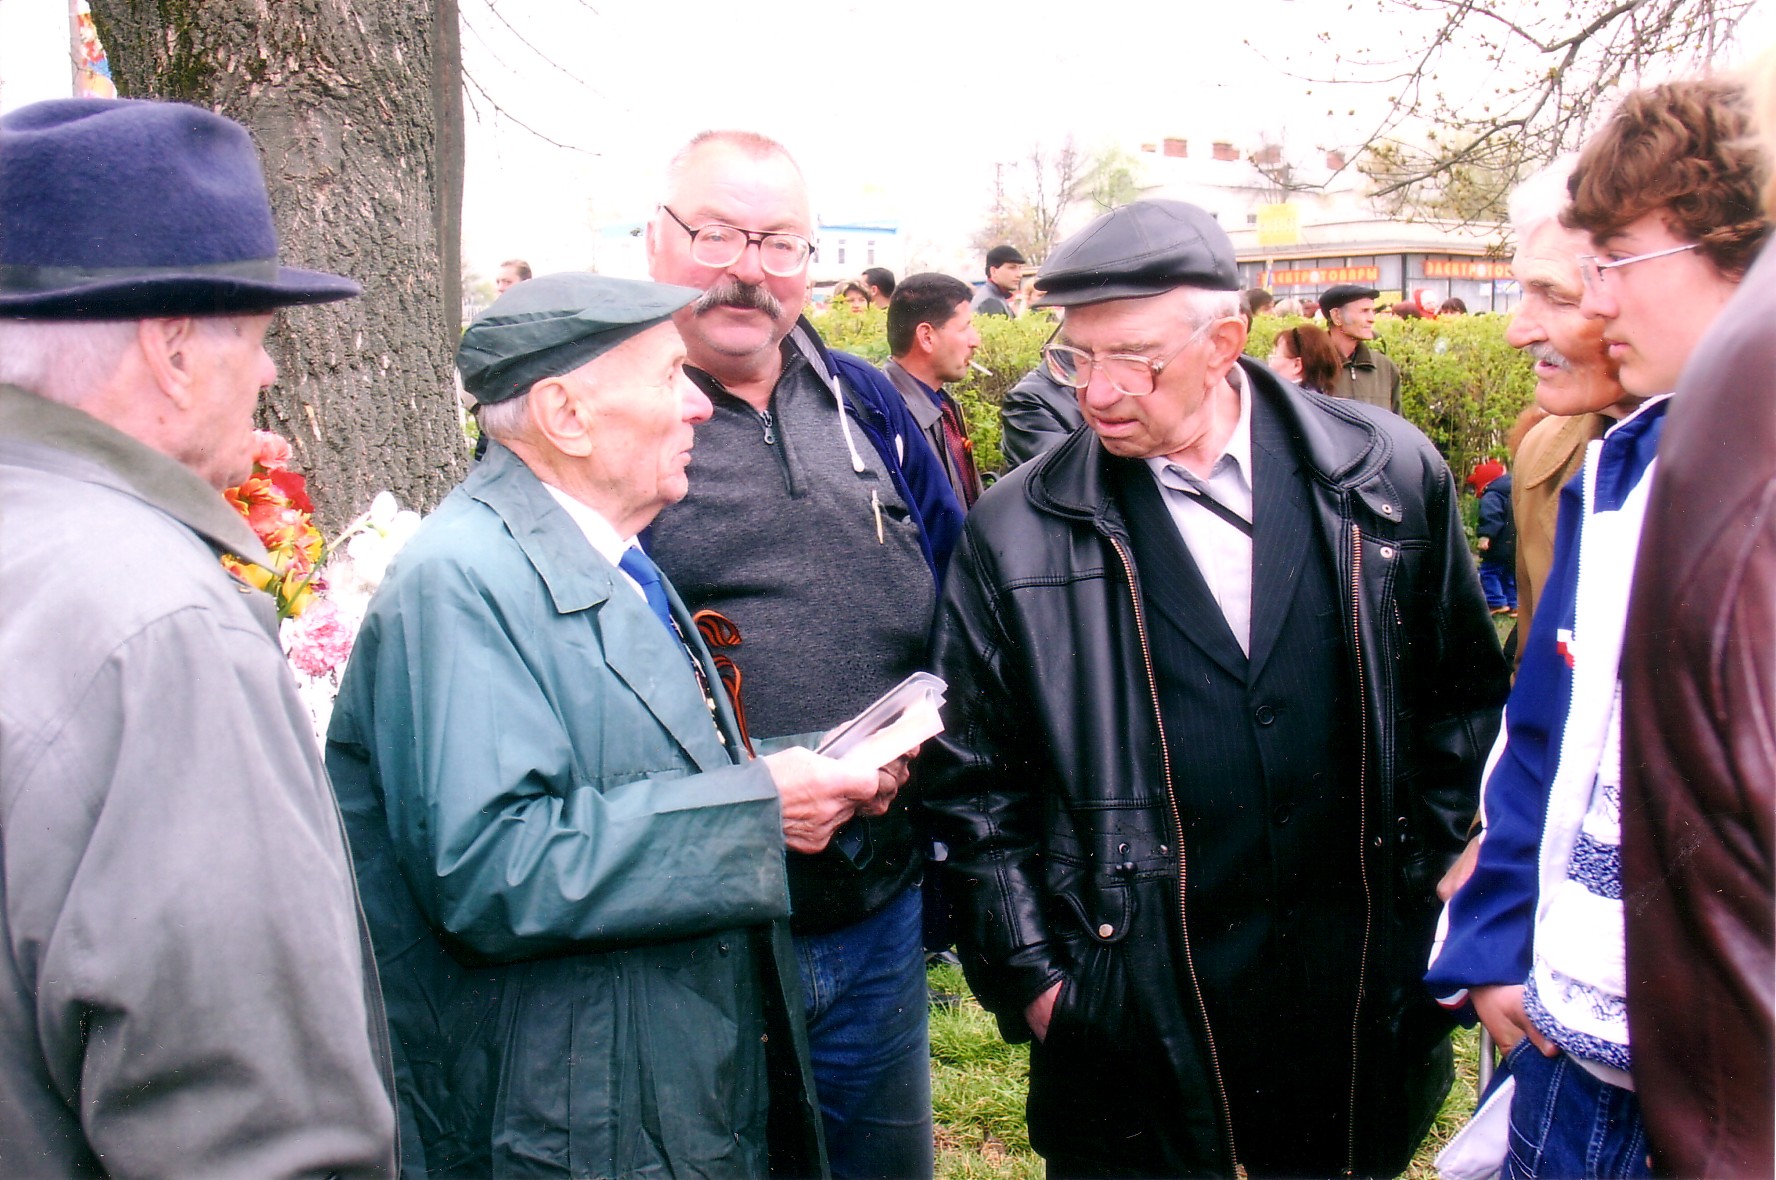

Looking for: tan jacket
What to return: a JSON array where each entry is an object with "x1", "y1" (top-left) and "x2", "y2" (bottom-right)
[{"x1": 1510, "y1": 411, "x2": 1610, "y2": 663}]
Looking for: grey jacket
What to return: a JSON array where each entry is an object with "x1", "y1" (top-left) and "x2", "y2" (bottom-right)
[
  {"x1": 971, "y1": 284, "x2": 1015, "y2": 318},
  {"x1": 881, "y1": 357, "x2": 980, "y2": 507},
  {"x1": 0, "y1": 385, "x2": 397, "y2": 1178}
]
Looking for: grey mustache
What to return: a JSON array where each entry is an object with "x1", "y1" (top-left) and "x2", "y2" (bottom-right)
[
  {"x1": 694, "y1": 278, "x2": 783, "y2": 320},
  {"x1": 1526, "y1": 342, "x2": 1572, "y2": 371}
]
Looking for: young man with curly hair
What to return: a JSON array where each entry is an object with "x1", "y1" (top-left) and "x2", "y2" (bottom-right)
[{"x1": 1428, "y1": 76, "x2": 1767, "y2": 1180}]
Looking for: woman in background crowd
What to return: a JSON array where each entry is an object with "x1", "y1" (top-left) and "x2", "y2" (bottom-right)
[
  {"x1": 836, "y1": 280, "x2": 870, "y2": 314},
  {"x1": 1267, "y1": 321, "x2": 1341, "y2": 393}
]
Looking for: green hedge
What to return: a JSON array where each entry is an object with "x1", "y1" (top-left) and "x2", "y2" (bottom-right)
[{"x1": 809, "y1": 308, "x2": 1535, "y2": 485}]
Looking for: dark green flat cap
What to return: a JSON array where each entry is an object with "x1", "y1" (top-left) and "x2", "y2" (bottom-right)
[{"x1": 457, "y1": 272, "x2": 702, "y2": 404}]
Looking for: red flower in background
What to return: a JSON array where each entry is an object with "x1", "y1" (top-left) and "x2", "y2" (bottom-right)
[{"x1": 221, "y1": 432, "x2": 326, "y2": 618}]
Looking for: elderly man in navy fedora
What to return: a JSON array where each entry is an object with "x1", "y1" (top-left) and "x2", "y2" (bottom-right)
[
  {"x1": 920, "y1": 199, "x2": 1506, "y2": 1177},
  {"x1": 0, "y1": 99, "x2": 397, "y2": 1177}
]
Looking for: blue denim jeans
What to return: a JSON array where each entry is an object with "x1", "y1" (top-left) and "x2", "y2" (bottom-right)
[
  {"x1": 1503, "y1": 1041, "x2": 1651, "y2": 1180},
  {"x1": 1481, "y1": 559, "x2": 1518, "y2": 610},
  {"x1": 795, "y1": 883, "x2": 933, "y2": 1180}
]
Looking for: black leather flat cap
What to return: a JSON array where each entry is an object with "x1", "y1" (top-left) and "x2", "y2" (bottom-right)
[{"x1": 1034, "y1": 199, "x2": 1239, "y2": 308}]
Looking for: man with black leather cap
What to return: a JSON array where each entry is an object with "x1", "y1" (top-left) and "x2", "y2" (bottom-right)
[{"x1": 920, "y1": 198, "x2": 1508, "y2": 1177}]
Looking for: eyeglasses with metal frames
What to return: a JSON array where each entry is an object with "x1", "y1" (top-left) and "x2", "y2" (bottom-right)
[
  {"x1": 1042, "y1": 319, "x2": 1218, "y2": 397},
  {"x1": 1577, "y1": 242, "x2": 1700, "y2": 290},
  {"x1": 660, "y1": 206, "x2": 813, "y2": 276}
]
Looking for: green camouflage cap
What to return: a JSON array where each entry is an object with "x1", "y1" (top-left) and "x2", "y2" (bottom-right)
[{"x1": 457, "y1": 272, "x2": 701, "y2": 404}]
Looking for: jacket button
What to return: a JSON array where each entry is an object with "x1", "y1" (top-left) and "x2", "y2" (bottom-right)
[
  {"x1": 718, "y1": 942, "x2": 730, "y2": 956},
  {"x1": 1379, "y1": 545, "x2": 1395, "y2": 560},
  {"x1": 1157, "y1": 845, "x2": 1170, "y2": 858},
  {"x1": 1272, "y1": 803, "x2": 1293, "y2": 825},
  {"x1": 1254, "y1": 704, "x2": 1276, "y2": 726},
  {"x1": 1097, "y1": 923, "x2": 1115, "y2": 938}
]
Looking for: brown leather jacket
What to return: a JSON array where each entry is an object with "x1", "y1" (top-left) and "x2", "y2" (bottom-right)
[{"x1": 1622, "y1": 245, "x2": 1775, "y2": 1179}]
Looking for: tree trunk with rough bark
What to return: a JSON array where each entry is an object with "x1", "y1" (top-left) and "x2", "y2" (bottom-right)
[{"x1": 92, "y1": 0, "x2": 468, "y2": 529}]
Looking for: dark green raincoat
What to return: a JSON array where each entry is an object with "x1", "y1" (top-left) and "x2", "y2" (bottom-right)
[{"x1": 326, "y1": 444, "x2": 825, "y2": 1179}]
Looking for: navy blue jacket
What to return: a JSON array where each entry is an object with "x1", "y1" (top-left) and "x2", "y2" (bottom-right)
[{"x1": 799, "y1": 325, "x2": 964, "y2": 582}]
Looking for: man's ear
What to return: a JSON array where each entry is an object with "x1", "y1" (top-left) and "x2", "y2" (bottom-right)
[
  {"x1": 136, "y1": 316, "x2": 201, "y2": 409},
  {"x1": 1203, "y1": 316, "x2": 1249, "y2": 382},
  {"x1": 529, "y1": 376, "x2": 596, "y2": 458},
  {"x1": 914, "y1": 321, "x2": 937, "y2": 355}
]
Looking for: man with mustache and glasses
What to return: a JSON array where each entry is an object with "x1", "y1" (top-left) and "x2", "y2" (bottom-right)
[
  {"x1": 1427, "y1": 79, "x2": 1766, "y2": 1180},
  {"x1": 644, "y1": 130, "x2": 962, "y2": 1180}
]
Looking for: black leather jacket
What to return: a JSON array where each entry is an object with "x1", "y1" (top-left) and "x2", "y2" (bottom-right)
[{"x1": 922, "y1": 360, "x2": 1508, "y2": 1175}]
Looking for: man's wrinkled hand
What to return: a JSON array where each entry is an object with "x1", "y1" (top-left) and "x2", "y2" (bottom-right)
[
  {"x1": 860, "y1": 750, "x2": 917, "y2": 818},
  {"x1": 1471, "y1": 984, "x2": 1557, "y2": 1056},
  {"x1": 762, "y1": 746, "x2": 879, "y2": 854}
]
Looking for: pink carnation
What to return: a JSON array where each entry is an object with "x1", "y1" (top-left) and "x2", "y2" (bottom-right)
[
  {"x1": 283, "y1": 598, "x2": 356, "y2": 677},
  {"x1": 252, "y1": 430, "x2": 294, "y2": 471}
]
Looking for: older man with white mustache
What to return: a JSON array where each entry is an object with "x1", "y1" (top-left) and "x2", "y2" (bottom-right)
[
  {"x1": 1501, "y1": 160, "x2": 1644, "y2": 646},
  {"x1": 1431, "y1": 160, "x2": 1641, "y2": 901},
  {"x1": 1429, "y1": 79, "x2": 1764, "y2": 1178}
]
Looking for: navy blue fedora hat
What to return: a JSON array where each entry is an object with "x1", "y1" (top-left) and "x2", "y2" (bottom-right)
[{"x1": 0, "y1": 98, "x2": 360, "y2": 319}]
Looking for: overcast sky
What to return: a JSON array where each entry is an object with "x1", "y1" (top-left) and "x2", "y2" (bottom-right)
[
  {"x1": 455, "y1": 0, "x2": 1774, "y2": 277},
  {"x1": 457, "y1": 0, "x2": 1428, "y2": 276},
  {"x1": 1, "y1": 0, "x2": 1770, "y2": 280}
]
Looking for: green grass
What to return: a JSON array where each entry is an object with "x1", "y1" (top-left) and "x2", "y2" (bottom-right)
[{"x1": 929, "y1": 964, "x2": 1483, "y2": 1180}]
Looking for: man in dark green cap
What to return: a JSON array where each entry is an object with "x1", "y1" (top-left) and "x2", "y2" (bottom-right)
[{"x1": 326, "y1": 272, "x2": 901, "y2": 1178}]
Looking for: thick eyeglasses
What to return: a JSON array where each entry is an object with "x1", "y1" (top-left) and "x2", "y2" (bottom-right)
[
  {"x1": 1042, "y1": 321, "x2": 1214, "y2": 397},
  {"x1": 661, "y1": 206, "x2": 812, "y2": 276},
  {"x1": 1577, "y1": 242, "x2": 1699, "y2": 290}
]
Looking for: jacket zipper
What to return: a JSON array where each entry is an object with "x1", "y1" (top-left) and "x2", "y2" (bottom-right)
[
  {"x1": 1110, "y1": 535, "x2": 1240, "y2": 1173},
  {"x1": 1344, "y1": 522, "x2": 1375, "y2": 1177},
  {"x1": 753, "y1": 408, "x2": 800, "y2": 496}
]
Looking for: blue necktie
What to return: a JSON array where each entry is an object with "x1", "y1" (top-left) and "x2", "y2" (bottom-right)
[{"x1": 618, "y1": 546, "x2": 680, "y2": 643}]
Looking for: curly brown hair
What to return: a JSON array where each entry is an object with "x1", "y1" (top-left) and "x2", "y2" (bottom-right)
[{"x1": 1563, "y1": 78, "x2": 1769, "y2": 282}]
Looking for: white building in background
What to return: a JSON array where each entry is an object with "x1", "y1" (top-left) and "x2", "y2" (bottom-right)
[
  {"x1": 1132, "y1": 136, "x2": 1518, "y2": 312},
  {"x1": 810, "y1": 220, "x2": 902, "y2": 286}
]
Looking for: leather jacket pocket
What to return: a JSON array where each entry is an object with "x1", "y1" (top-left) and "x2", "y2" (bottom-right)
[{"x1": 1047, "y1": 885, "x2": 1142, "y2": 1054}]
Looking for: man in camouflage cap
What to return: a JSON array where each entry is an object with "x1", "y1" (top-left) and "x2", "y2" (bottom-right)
[{"x1": 327, "y1": 272, "x2": 905, "y2": 1176}]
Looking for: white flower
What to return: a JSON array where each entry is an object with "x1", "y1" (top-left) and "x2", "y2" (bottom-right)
[{"x1": 368, "y1": 490, "x2": 401, "y2": 528}]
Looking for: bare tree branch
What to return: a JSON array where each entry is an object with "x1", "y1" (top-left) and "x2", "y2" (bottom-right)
[
  {"x1": 479, "y1": 0, "x2": 616, "y2": 103},
  {"x1": 461, "y1": 66, "x2": 599, "y2": 156},
  {"x1": 1333, "y1": 0, "x2": 1756, "y2": 224}
]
